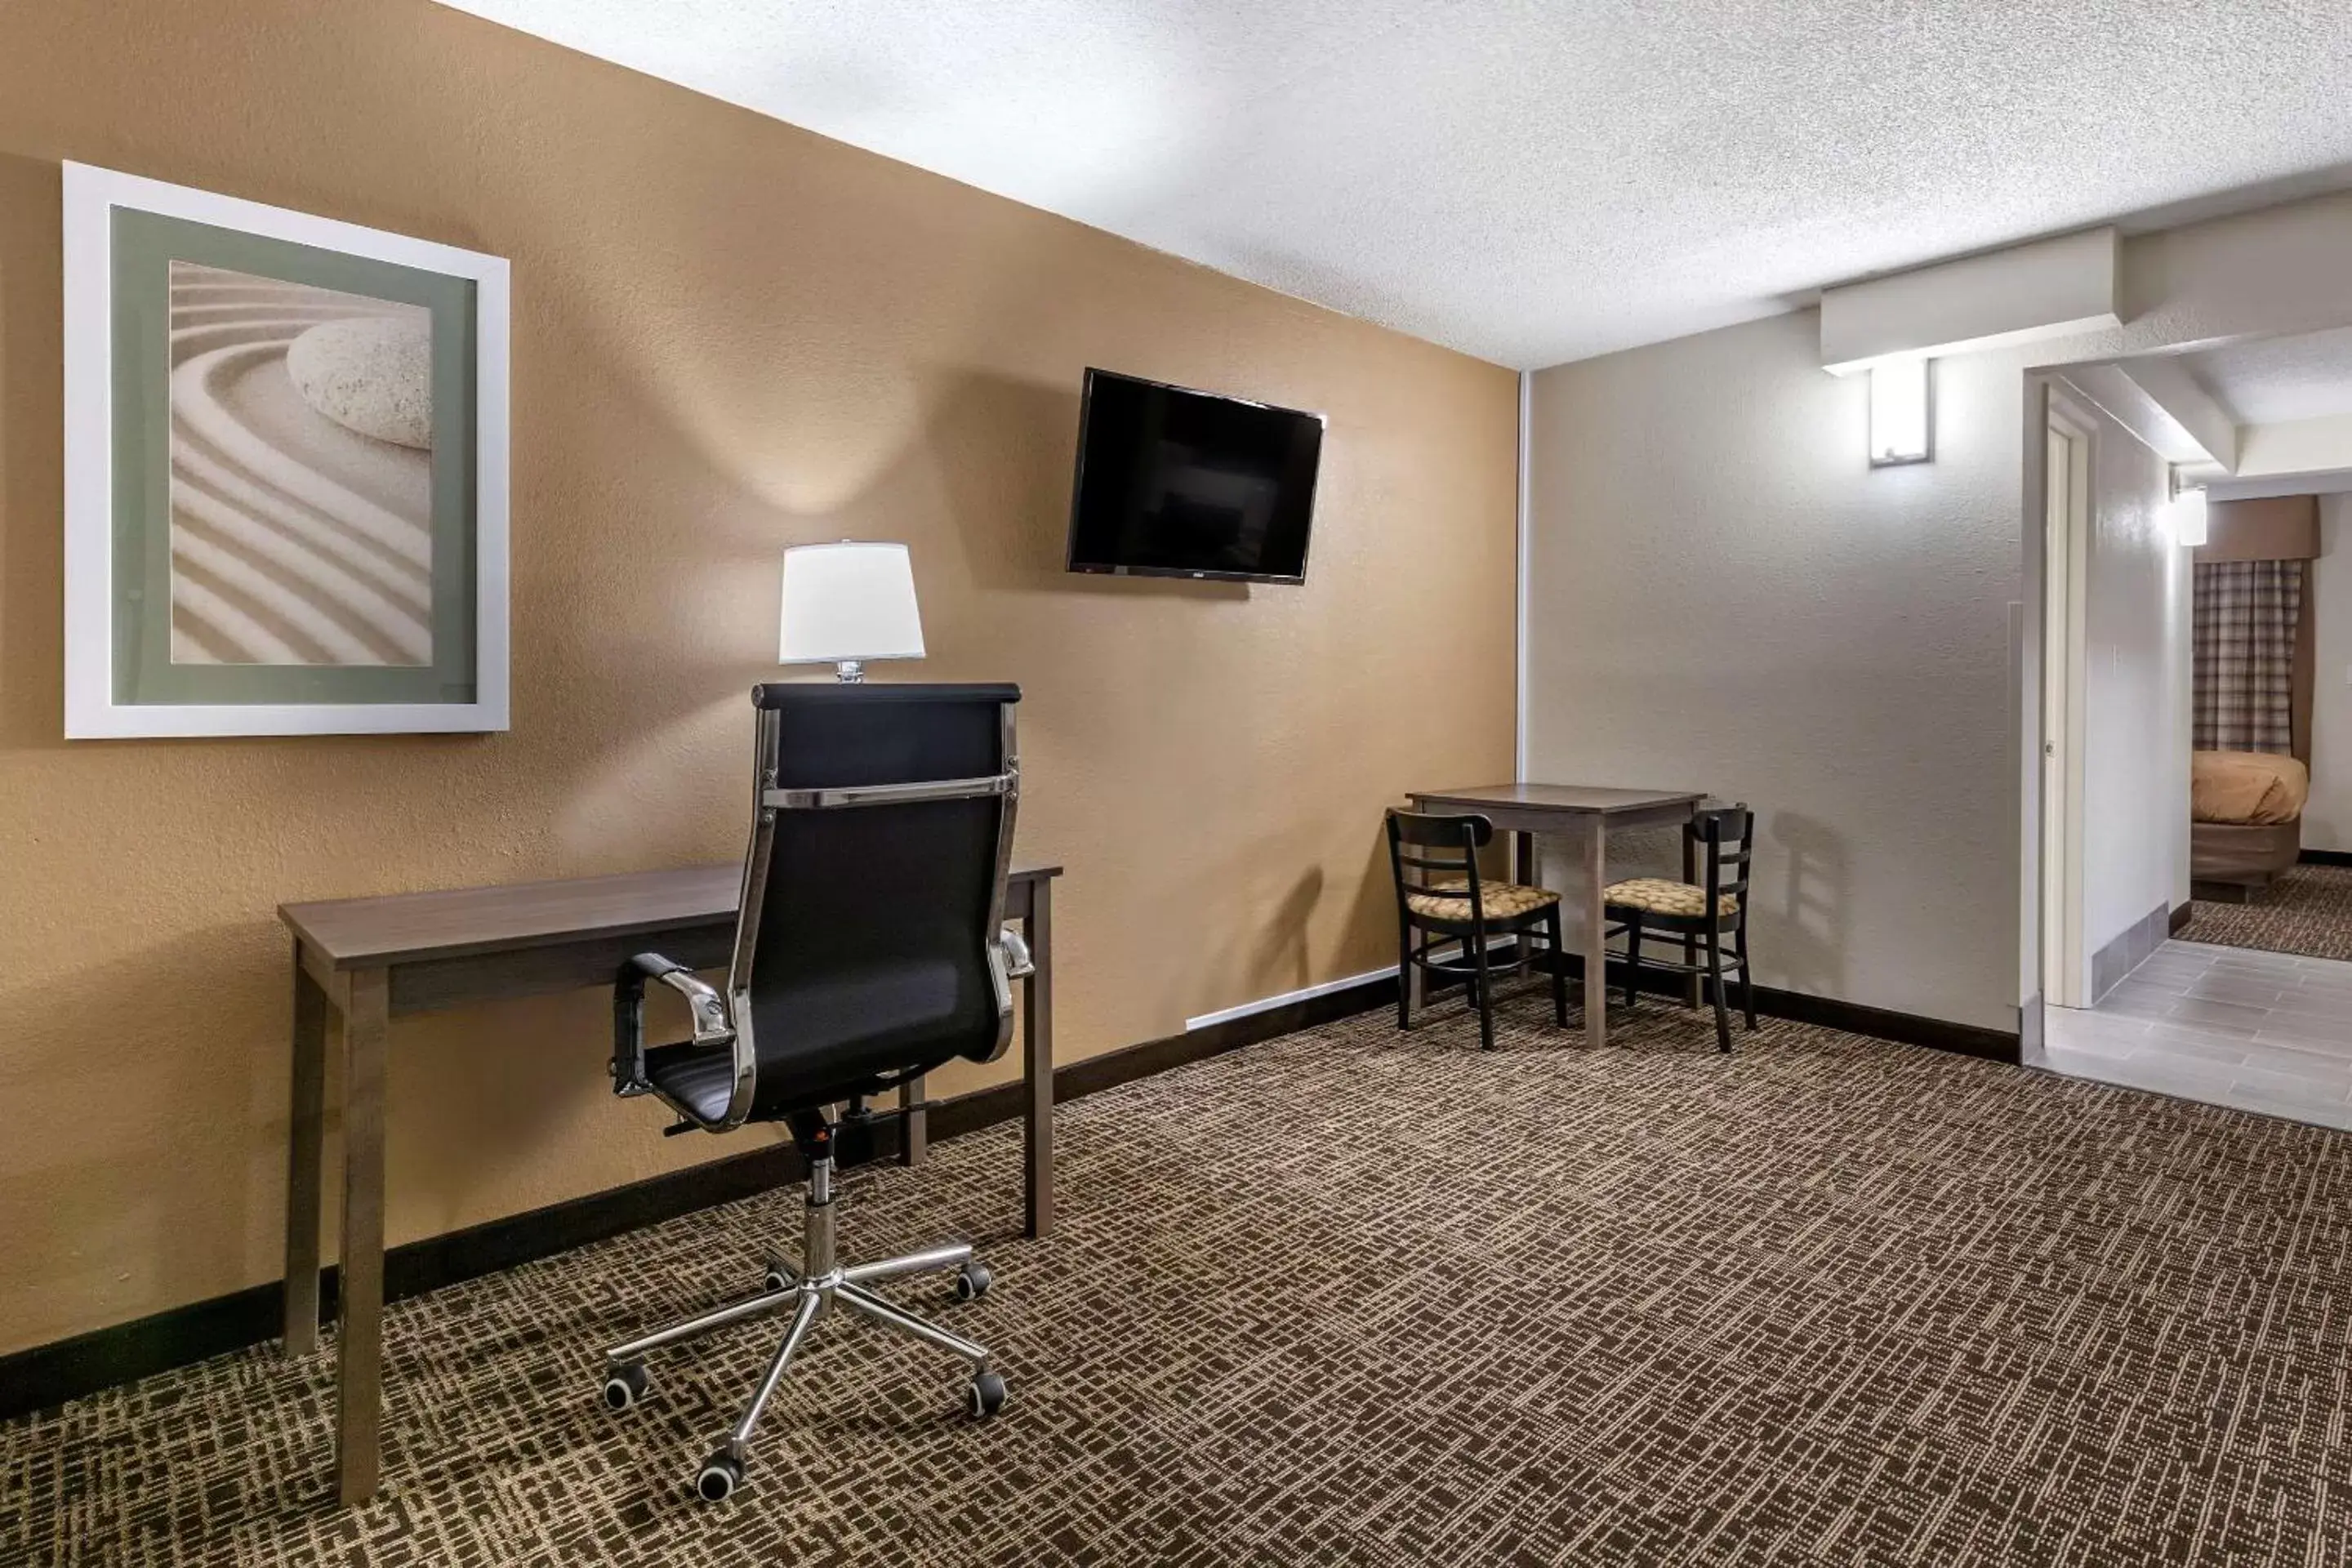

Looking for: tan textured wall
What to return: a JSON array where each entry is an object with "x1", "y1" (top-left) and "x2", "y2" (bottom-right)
[{"x1": 0, "y1": 0, "x2": 1517, "y2": 1352}]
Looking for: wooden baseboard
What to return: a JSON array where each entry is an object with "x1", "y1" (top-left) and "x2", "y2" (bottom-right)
[
  {"x1": 2171, "y1": 902, "x2": 2194, "y2": 935},
  {"x1": 2302, "y1": 849, "x2": 2352, "y2": 867},
  {"x1": 0, "y1": 958, "x2": 2020, "y2": 1420},
  {"x1": 1545, "y1": 951, "x2": 2020, "y2": 1064},
  {"x1": 1745, "y1": 983, "x2": 2018, "y2": 1063}
]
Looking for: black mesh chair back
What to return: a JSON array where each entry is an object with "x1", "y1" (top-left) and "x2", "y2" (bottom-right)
[
  {"x1": 737, "y1": 682, "x2": 1021, "y2": 1119},
  {"x1": 603, "y1": 680, "x2": 1029, "y2": 1495}
]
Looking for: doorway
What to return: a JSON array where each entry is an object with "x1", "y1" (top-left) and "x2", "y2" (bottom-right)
[{"x1": 2025, "y1": 332, "x2": 2352, "y2": 1133}]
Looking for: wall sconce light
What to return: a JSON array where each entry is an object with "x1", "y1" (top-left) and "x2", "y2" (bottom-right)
[
  {"x1": 1868, "y1": 357, "x2": 1933, "y2": 466},
  {"x1": 2170, "y1": 473, "x2": 2208, "y2": 548}
]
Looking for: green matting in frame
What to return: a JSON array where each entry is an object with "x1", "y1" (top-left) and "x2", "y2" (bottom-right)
[{"x1": 108, "y1": 209, "x2": 479, "y2": 708}]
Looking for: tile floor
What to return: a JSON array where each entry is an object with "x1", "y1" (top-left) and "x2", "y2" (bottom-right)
[{"x1": 2031, "y1": 938, "x2": 2352, "y2": 1130}]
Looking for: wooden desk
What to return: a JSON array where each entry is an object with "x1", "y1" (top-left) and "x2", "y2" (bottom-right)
[
  {"x1": 278, "y1": 862, "x2": 1060, "y2": 1505},
  {"x1": 1407, "y1": 783, "x2": 1703, "y2": 1049}
]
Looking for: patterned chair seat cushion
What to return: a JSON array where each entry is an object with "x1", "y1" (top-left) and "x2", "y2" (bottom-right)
[
  {"x1": 1604, "y1": 877, "x2": 1738, "y2": 918},
  {"x1": 1405, "y1": 879, "x2": 1560, "y2": 922}
]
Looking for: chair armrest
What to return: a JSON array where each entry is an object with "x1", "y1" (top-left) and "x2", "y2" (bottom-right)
[
  {"x1": 612, "y1": 952, "x2": 735, "y2": 1097},
  {"x1": 997, "y1": 924, "x2": 1035, "y2": 980}
]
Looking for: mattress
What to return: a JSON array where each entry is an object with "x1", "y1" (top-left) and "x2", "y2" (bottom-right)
[{"x1": 2192, "y1": 750, "x2": 2310, "y2": 826}]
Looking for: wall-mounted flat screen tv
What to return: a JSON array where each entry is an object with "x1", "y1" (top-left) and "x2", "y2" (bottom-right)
[{"x1": 1066, "y1": 368, "x2": 1324, "y2": 584}]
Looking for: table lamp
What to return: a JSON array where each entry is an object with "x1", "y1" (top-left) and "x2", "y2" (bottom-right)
[{"x1": 777, "y1": 541, "x2": 925, "y2": 683}]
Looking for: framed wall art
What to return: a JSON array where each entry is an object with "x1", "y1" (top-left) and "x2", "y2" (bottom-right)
[{"x1": 62, "y1": 163, "x2": 509, "y2": 737}]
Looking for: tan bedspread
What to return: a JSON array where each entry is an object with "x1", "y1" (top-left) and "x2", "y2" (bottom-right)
[{"x1": 2192, "y1": 750, "x2": 2310, "y2": 825}]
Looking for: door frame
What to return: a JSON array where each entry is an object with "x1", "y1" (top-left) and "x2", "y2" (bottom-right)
[{"x1": 2041, "y1": 387, "x2": 2096, "y2": 1009}]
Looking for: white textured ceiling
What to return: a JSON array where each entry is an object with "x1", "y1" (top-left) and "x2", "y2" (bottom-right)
[
  {"x1": 2184, "y1": 326, "x2": 2352, "y2": 425},
  {"x1": 438, "y1": 0, "x2": 2352, "y2": 369}
]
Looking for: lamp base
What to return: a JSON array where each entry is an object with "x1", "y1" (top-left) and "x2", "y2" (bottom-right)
[{"x1": 833, "y1": 660, "x2": 866, "y2": 684}]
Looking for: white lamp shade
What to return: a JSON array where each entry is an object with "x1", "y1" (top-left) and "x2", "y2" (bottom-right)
[{"x1": 778, "y1": 542, "x2": 926, "y2": 665}]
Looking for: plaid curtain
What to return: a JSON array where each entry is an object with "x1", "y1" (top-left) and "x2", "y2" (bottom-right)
[{"x1": 2192, "y1": 559, "x2": 2304, "y2": 753}]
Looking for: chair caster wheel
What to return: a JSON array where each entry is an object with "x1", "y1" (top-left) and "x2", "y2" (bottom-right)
[
  {"x1": 966, "y1": 1370, "x2": 1008, "y2": 1419},
  {"x1": 695, "y1": 1450, "x2": 745, "y2": 1503},
  {"x1": 763, "y1": 1258, "x2": 794, "y2": 1294},
  {"x1": 601, "y1": 1361, "x2": 648, "y2": 1411},
  {"x1": 954, "y1": 1260, "x2": 992, "y2": 1302}
]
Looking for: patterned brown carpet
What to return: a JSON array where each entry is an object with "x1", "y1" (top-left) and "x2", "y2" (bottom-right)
[
  {"x1": 2180, "y1": 862, "x2": 2352, "y2": 962},
  {"x1": 11, "y1": 991, "x2": 2352, "y2": 1566}
]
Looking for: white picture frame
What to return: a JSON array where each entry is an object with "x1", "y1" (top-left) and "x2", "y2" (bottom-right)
[{"x1": 62, "y1": 163, "x2": 510, "y2": 737}]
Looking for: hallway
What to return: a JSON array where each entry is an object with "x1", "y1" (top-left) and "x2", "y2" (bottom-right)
[{"x1": 2032, "y1": 938, "x2": 2352, "y2": 1129}]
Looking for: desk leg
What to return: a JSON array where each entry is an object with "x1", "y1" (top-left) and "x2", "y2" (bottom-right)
[
  {"x1": 1023, "y1": 881, "x2": 1054, "y2": 1239},
  {"x1": 900, "y1": 1076, "x2": 927, "y2": 1166},
  {"x1": 335, "y1": 966, "x2": 390, "y2": 1505},
  {"x1": 283, "y1": 949, "x2": 329, "y2": 1355},
  {"x1": 1583, "y1": 822, "x2": 1609, "y2": 1049},
  {"x1": 1681, "y1": 820, "x2": 1701, "y2": 1006}
]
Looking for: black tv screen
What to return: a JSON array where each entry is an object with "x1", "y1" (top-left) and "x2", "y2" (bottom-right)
[{"x1": 1067, "y1": 369, "x2": 1324, "y2": 583}]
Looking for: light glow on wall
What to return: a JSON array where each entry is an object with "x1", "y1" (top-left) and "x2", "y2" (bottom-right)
[{"x1": 1868, "y1": 358, "x2": 1933, "y2": 466}]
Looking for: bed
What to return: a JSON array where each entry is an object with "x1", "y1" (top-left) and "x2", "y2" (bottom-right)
[{"x1": 2191, "y1": 750, "x2": 2310, "y2": 902}]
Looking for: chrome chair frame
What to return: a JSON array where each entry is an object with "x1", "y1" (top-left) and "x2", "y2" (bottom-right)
[{"x1": 604, "y1": 691, "x2": 1031, "y2": 1503}]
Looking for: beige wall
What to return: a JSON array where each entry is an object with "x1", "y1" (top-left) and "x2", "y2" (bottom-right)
[{"x1": 0, "y1": 1, "x2": 1518, "y2": 1352}]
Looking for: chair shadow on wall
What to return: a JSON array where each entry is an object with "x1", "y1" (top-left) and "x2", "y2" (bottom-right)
[
  {"x1": 1346, "y1": 826, "x2": 1514, "y2": 1027},
  {"x1": 1191, "y1": 864, "x2": 1325, "y2": 1023},
  {"x1": 1766, "y1": 811, "x2": 1849, "y2": 1001}
]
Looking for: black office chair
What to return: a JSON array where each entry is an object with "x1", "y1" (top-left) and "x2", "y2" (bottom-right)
[
  {"x1": 602, "y1": 682, "x2": 1033, "y2": 1503},
  {"x1": 1386, "y1": 808, "x2": 1569, "y2": 1050},
  {"x1": 1605, "y1": 803, "x2": 1757, "y2": 1052}
]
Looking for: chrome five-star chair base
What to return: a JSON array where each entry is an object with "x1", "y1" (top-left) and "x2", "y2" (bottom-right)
[{"x1": 599, "y1": 1121, "x2": 1005, "y2": 1503}]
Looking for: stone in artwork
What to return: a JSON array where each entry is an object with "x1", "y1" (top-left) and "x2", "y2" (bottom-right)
[{"x1": 286, "y1": 316, "x2": 434, "y2": 449}]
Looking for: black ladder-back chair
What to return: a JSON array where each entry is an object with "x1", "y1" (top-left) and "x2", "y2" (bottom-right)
[
  {"x1": 1386, "y1": 808, "x2": 1569, "y2": 1050},
  {"x1": 1605, "y1": 804, "x2": 1757, "y2": 1052},
  {"x1": 605, "y1": 682, "x2": 1034, "y2": 1503}
]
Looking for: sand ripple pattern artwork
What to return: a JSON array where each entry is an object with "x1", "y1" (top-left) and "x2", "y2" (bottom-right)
[{"x1": 166, "y1": 262, "x2": 434, "y2": 666}]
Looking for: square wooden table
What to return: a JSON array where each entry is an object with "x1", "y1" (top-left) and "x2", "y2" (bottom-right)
[{"x1": 1405, "y1": 784, "x2": 1705, "y2": 1048}]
